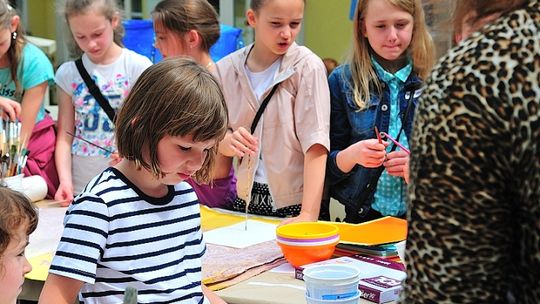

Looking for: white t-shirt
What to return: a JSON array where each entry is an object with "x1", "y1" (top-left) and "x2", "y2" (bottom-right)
[
  {"x1": 55, "y1": 49, "x2": 152, "y2": 157},
  {"x1": 49, "y1": 168, "x2": 207, "y2": 304},
  {"x1": 245, "y1": 58, "x2": 282, "y2": 185}
]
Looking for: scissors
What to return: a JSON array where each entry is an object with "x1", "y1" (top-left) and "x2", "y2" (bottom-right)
[{"x1": 380, "y1": 132, "x2": 410, "y2": 155}]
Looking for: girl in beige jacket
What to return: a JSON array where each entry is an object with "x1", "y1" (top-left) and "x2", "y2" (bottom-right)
[{"x1": 215, "y1": 0, "x2": 330, "y2": 224}]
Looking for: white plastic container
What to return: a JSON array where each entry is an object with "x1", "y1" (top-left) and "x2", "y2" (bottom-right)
[
  {"x1": 2, "y1": 174, "x2": 48, "y2": 202},
  {"x1": 306, "y1": 291, "x2": 361, "y2": 304},
  {"x1": 303, "y1": 264, "x2": 360, "y2": 301}
]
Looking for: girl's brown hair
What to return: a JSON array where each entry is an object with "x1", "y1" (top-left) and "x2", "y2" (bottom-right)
[
  {"x1": 250, "y1": 0, "x2": 306, "y2": 12},
  {"x1": 453, "y1": 0, "x2": 528, "y2": 34},
  {"x1": 63, "y1": 0, "x2": 124, "y2": 58},
  {"x1": 348, "y1": 0, "x2": 435, "y2": 109},
  {"x1": 115, "y1": 57, "x2": 228, "y2": 184},
  {"x1": 0, "y1": 187, "x2": 37, "y2": 258},
  {"x1": 152, "y1": 0, "x2": 220, "y2": 52},
  {"x1": 0, "y1": 1, "x2": 26, "y2": 98}
]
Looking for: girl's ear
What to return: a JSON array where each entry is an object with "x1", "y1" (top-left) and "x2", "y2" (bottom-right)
[
  {"x1": 130, "y1": 116, "x2": 139, "y2": 128},
  {"x1": 454, "y1": 32, "x2": 463, "y2": 44},
  {"x1": 361, "y1": 19, "x2": 367, "y2": 37},
  {"x1": 111, "y1": 11, "x2": 120, "y2": 29},
  {"x1": 246, "y1": 9, "x2": 257, "y2": 27},
  {"x1": 185, "y1": 29, "x2": 200, "y2": 49},
  {"x1": 10, "y1": 15, "x2": 20, "y2": 33}
]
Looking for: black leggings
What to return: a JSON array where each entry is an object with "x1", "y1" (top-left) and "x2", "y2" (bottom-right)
[{"x1": 232, "y1": 182, "x2": 301, "y2": 217}]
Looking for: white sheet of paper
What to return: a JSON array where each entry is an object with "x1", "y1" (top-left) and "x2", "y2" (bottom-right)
[
  {"x1": 204, "y1": 219, "x2": 277, "y2": 248},
  {"x1": 27, "y1": 207, "x2": 68, "y2": 258},
  {"x1": 269, "y1": 262, "x2": 296, "y2": 274}
]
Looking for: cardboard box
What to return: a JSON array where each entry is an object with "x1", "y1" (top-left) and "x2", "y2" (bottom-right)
[{"x1": 295, "y1": 255, "x2": 406, "y2": 303}]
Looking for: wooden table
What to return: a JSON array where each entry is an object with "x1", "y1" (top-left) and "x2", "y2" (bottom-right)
[{"x1": 20, "y1": 201, "x2": 398, "y2": 304}]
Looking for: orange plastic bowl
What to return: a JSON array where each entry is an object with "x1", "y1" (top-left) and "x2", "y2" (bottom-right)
[
  {"x1": 277, "y1": 240, "x2": 339, "y2": 268},
  {"x1": 276, "y1": 222, "x2": 339, "y2": 240}
]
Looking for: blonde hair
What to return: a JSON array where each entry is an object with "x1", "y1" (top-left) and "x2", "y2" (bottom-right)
[
  {"x1": 0, "y1": 1, "x2": 26, "y2": 98},
  {"x1": 115, "y1": 57, "x2": 228, "y2": 184},
  {"x1": 348, "y1": 0, "x2": 435, "y2": 109},
  {"x1": 63, "y1": 0, "x2": 124, "y2": 58},
  {"x1": 152, "y1": 0, "x2": 220, "y2": 53},
  {"x1": 0, "y1": 187, "x2": 37, "y2": 260}
]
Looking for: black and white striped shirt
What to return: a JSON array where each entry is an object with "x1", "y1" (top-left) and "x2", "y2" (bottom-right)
[{"x1": 50, "y1": 168, "x2": 207, "y2": 304}]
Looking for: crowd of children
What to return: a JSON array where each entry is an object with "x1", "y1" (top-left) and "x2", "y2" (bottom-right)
[{"x1": 0, "y1": 0, "x2": 538, "y2": 303}]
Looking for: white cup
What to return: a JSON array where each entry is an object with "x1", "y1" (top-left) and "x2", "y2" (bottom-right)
[
  {"x1": 306, "y1": 292, "x2": 361, "y2": 304},
  {"x1": 303, "y1": 264, "x2": 360, "y2": 301}
]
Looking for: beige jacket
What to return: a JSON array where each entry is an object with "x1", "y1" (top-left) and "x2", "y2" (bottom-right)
[{"x1": 215, "y1": 43, "x2": 330, "y2": 209}]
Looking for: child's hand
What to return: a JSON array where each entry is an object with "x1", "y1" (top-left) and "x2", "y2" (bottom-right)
[
  {"x1": 0, "y1": 97, "x2": 22, "y2": 121},
  {"x1": 384, "y1": 150, "x2": 409, "y2": 179},
  {"x1": 280, "y1": 211, "x2": 317, "y2": 226},
  {"x1": 403, "y1": 157, "x2": 410, "y2": 184},
  {"x1": 55, "y1": 182, "x2": 74, "y2": 206},
  {"x1": 108, "y1": 152, "x2": 122, "y2": 166},
  {"x1": 228, "y1": 127, "x2": 258, "y2": 157},
  {"x1": 351, "y1": 139, "x2": 387, "y2": 168}
]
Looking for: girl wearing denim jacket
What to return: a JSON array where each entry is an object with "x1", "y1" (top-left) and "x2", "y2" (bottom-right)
[{"x1": 327, "y1": 0, "x2": 434, "y2": 223}]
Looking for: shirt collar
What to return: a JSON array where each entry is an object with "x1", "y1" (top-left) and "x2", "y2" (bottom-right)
[{"x1": 371, "y1": 56, "x2": 412, "y2": 84}]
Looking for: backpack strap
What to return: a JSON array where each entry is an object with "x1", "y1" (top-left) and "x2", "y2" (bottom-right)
[
  {"x1": 250, "y1": 84, "x2": 279, "y2": 134},
  {"x1": 75, "y1": 58, "x2": 117, "y2": 123}
]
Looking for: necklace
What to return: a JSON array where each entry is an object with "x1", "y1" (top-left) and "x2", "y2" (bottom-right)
[{"x1": 205, "y1": 61, "x2": 214, "y2": 69}]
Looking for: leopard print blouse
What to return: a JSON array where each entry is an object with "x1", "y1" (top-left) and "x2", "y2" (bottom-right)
[{"x1": 403, "y1": 1, "x2": 540, "y2": 303}]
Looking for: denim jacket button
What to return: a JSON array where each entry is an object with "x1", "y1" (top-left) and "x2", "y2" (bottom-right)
[
  {"x1": 381, "y1": 104, "x2": 388, "y2": 111},
  {"x1": 366, "y1": 184, "x2": 370, "y2": 188}
]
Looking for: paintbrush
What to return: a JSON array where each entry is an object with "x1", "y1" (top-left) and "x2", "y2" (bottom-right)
[
  {"x1": 123, "y1": 287, "x2": 138, "y2": 304},
  {"x1": 66, "y1": 131, "x2": 113, "y2": 154}
]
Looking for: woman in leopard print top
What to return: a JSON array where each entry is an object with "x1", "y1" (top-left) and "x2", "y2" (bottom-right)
[{"x1": 404, "y1": 0, "x2": 540, "y2": 303}]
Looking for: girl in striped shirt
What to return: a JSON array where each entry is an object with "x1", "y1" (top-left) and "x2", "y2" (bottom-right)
[{"x1": 39, "y1": 58, "x2": 228, "y2": 304}]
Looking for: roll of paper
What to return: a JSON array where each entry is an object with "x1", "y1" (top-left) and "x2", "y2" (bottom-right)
[
  {"x1": 3, "y1": 174, "x2": 24, "y2": 192},
  {"x1": 21, "y1": 175, "x2": 48, "y2": 202}
]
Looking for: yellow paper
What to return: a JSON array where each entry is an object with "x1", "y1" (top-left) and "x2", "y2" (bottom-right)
[
  {"x1": 331, "y1": 216, "x2": 407, "y2": 246},
  {"x1": 200, "y1": 205, "x2": 279, "y2": 231},
  {"x1": 26, "y1": 253, "x2": 54, "y2": 281}
]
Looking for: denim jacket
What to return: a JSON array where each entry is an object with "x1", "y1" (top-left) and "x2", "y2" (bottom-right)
[{"x1": 326, "y1": 64, "x2": 423, "y2": 215}]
